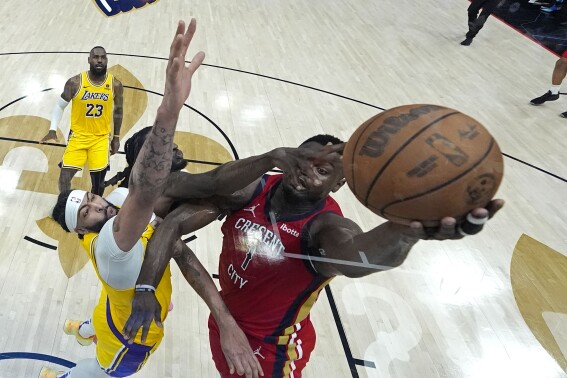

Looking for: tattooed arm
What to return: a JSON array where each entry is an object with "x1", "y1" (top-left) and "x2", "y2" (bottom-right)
[
  {"x1": 112, "y1": 19, "x2": 206, "y2": 251},
  {"x1": 122, "y1": 202, "x2": 264, "y2": 377}
]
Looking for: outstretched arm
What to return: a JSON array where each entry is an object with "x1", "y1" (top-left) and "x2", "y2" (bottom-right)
[
  {"x1": 309, "y1": 200, "x2": 505, "y2": 278},
  {"x1": 112, "y1": 19, "x2": 205, "y2": 252},
  {"x1": 122, "y1": 202, "x2": 264, "y2": 377},
  {"x1": 123, "y1": 202, "x2": 220, "y2": 341},
  {"x1": 164, "y1": 143, "x2": 344, "y2": 200},
  {"x1": 174, "y1": 242, "x2": 264, "y2": 378}
]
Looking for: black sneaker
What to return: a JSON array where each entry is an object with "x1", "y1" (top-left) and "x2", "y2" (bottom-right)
[
  {"x1": 560, "y1": 111, "x2": 567, "y2": 118},
  {"x1": 530, "y1": 91, "x2": 559, "y2": 105},
  {"x1": 460, "y1": 38, "x2": 473, "y2": 46}
]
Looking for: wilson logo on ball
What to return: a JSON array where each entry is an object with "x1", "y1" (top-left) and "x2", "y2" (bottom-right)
[{"x1": 359, "y1": 105, "x2": 443, "y2": 158}]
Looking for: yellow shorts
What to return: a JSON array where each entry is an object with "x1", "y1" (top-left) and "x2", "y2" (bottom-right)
[
  {"x1": 93, "y1": 296, "x2": 162, "y2": 377},
  {"x1": 62, "y1": 131, "x2": 110, "y2": 172}
]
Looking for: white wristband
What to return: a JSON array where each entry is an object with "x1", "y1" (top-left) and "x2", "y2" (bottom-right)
[
  {"x1": 135, "y1": 284, "x2": 156, "y2": 292},
  {"x1": 49, "y1": 97, "x2": 69, "y2": 131}
]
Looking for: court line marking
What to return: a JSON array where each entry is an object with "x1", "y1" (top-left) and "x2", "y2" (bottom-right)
[{"x1": 0, "y1": 352, "x2": 76, "y2": 368}]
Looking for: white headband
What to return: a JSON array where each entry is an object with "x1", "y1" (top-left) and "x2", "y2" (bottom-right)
[{"x1": 65, "y1": 190, "x2": 87, "y2": 232}]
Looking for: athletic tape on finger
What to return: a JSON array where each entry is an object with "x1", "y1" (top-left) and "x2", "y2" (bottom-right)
[{"x1": 458, "y1": 213, "x2": 488, "y2": 236}]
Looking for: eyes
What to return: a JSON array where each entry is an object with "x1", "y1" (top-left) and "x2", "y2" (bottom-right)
[
  {"x1": 83, "y1": 194, "x2": 94, "y2": 218},
  {"x1": 316, "y1": 167, "x2": 329, "y2": 175}
]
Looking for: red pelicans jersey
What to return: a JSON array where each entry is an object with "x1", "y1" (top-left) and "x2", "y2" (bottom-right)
[{"x1": 217, "y1": 174, "x2": 343, "y2": 344}]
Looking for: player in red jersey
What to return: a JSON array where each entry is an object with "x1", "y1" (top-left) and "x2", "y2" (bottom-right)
[
  {"x1": 123, "y1": 134, "x2": 504, "y2": 378},
  {"x1": 529, "y1": 49, "x2": 567, "y2": 117}
]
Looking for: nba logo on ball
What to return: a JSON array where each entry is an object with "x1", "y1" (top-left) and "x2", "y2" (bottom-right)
[
  {"x1": 92, "y1": 0, "x2": 159, "y2": 17},
  {"x1": 343, "y1": 104, "x2": 504, "y2": 226}
]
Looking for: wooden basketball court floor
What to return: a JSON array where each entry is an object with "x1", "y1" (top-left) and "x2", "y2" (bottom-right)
[{"x1": 1, "y1": 0, "x2": 567, "y2": 377}]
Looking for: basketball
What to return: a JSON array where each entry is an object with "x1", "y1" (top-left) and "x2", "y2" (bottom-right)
[{"x1": 343, "y1": 104, "x2": 504, "y2": 226}]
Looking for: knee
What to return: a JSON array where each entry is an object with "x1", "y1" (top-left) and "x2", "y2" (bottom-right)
[
  {"x1": 555, "y1": 58, "x2": 567, "y2": 70},
  {"x1": 59, "y1": 169, "x2": 75, "y2": 181}
]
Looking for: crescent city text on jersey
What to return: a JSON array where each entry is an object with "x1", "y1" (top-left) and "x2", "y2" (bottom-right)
[{"x1": 234, "y1": 218, "x2": 286, "y2": 255}]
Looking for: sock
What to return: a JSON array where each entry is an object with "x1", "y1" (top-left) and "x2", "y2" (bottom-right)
[
  {"x1": 78, "y1": 319, "x2": 95, "y2": 339},
  {"x1": 550, "y1": 85, "x2": 561, "y2": 95}
]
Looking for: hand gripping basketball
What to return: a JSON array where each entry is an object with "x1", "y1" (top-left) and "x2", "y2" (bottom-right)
[
  {"x1": 343, "y1": 104, "x2": 504, "y2": 227},
  {"x1": 408, "y1": 198, "x2": 504, "y2": 240}
]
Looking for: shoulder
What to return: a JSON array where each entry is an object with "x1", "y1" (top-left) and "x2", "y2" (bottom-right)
[
  {"x1": 113, "y1": 77, "x2": 123, "y2": 90},
  {"x1": 94, "y1": 217, "x2": 119, "y2": 252},
  {"x1": 66, "y1": 74, "x2": 81, "y2": 88}
]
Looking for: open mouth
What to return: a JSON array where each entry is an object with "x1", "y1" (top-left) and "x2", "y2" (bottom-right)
[{"x1": 295, "y1": 177, "x2": 308, "y2": 191}]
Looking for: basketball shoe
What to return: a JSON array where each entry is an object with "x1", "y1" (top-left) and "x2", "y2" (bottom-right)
[
  {"x1": 63, "y1": 319, "x2": 96, "y2": 346},
  {"x1": 530, "y1": 91, "x2": 559, "y2": 105},
  {"x1": 39, "y1": 367, "x2": 63, "y2": 378}
]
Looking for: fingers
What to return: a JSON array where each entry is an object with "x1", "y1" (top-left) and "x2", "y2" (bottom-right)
[
  {"x1": 122, "y1": 317, "x2": 138, "y2": 342},
  {"x1": 486, "y1": 199, "x2": 505, "y2": 219},
  {"x1": 408, "y1": 221, "x2": 427, "y2": 239},
  {"x1": 254, "y1": 355, "x2": 264, "y2": 377},
  {"x1": 322, "y1": 142, "x2": 345, "y2": 155},
  {"x1": 169, "y1": 21, "x2": 186, "y2": 58},
  {"x1": 408, "y1": 198, "x2": 504, "y2": 240},
  {"x1": 180, "y1": 18, "x2": 197, "y2": 59},
  {"x1": 231, "y1": 356, "x2": 246, "y2": 376},
  {"x1": 168, "y1": 19, "x2": 203, "y2": 75},
  {"x1": 408, "y1": 218, "x2": 457, "y2": 240},
  {"x1": 224, "y1": 350, "x2": 260, "y2": 378},
  {"x1": 168, "y1": 34, "x2": 184, "y2": 72},
  {"x1": 140, "y1": 321, "x2": 151, "y2": 345},
  {"x1": 226, "y1": 357, "x2": 235, "y2": 375},
  {"x1": 309, "y1": 143, "x2": 344, "y2": 163},
  {"x1": 166, "y1": 56, "x2": 182, "y2": 83},
  {"x1": 154, "y1": 309, "x2": 163, "y2": 329},
  {"x1": 437, "y1": 217, "x2": 457, "y2": 238},
  {"x1": 187, "y1": 51, "x2": 206, "y2": 76}
]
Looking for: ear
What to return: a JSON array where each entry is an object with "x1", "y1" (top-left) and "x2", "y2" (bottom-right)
[{"x1": 331, "y1": 178, "x2": 346, "y2": 193}]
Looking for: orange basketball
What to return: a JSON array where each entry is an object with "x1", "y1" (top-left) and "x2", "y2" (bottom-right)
[{"x1": 343, "y1": 104, "x2": 504, "y2": 226}]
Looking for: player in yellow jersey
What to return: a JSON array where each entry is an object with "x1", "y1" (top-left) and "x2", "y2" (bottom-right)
[
  {"x1": 40, "y1": 46, "x2": 124, "y2": 196},
  {"x1": 41, "y1": 19, "x2": 262, "y2": 378}
]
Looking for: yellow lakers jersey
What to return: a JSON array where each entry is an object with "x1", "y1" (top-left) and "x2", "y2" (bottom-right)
[
  {"x1": 71, "y1": 71, "x2": 114, "y2": 136},
  {"x1": 81, "y1": 224, "x2": 173, "y2": 345}
]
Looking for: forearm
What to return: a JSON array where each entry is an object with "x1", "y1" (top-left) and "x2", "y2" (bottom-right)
[
  {"x1": 174, "y1": 245, "x2": 234, "y2": 328},
  {"x1": 49, "y1": 97, "x2": 69, "y2": 131},
  {"x1": 350, "y1": 222, "x2": 419, "y2": 268},
  {"x1": 319, "y1": 221, "x2": 420, "y2": 278},
  {"x1": 129, "y1": 107, "x2": 178, "y2": 200},
  {"x1": 207, "y1": 151, "x2": 277, "y2": 196},
  {"x1": 113, "y1": 108, "x2": 123, "y2": 136},
  {"x1": 137, "y1": 203, "x2": 221, "y2": 288},
  {"x1": 136, "y1": 223, "x2": 177, "y2": 288},
  {"x1": 165, "y1": 149, "x2": 280, "y2": 199}
]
